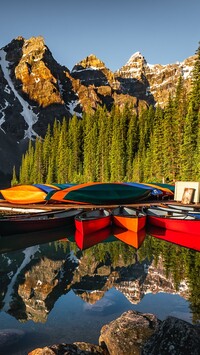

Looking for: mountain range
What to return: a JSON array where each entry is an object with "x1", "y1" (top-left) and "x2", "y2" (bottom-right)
[{"x1": 0, "y1": 36, "x2": 197, "y2": 185}]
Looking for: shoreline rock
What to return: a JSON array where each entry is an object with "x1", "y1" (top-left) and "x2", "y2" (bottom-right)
[{"x1": 28, "y1": 311, "x2": 200, "y2": 355}]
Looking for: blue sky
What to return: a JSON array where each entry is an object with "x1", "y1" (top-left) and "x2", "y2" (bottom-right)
[{"x1": 1, "y1": 0, "x2": 199, "y2": 71}]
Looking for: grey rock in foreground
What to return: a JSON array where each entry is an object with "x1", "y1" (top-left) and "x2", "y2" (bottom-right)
[{"x1": 142, "y1": 316, "x2": 200, "y2": 355}]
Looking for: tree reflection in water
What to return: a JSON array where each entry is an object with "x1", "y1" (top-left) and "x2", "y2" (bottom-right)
[{"x1": 0, "y1": 228, "x2": 199, "y2": 333}]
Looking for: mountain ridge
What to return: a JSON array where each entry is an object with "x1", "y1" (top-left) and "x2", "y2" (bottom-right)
[{"x1": 0, "y1": 36, "x2": 197, "y2": 183}]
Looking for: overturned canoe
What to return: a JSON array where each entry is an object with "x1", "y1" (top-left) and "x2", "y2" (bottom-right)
[
  {"x1": 0, "y1": 185, "x2": 47, "y2": 204},
  {"x1": 46, "y1": 182, "x2": 151, "y2": 205}
]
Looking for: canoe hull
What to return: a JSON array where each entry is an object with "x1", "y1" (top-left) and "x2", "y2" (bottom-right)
[
  {"x1": 47, "y1": 182, "x2": 151, "y2": 204},
  {"x1": 112, "y1": 207, "x2": 146, "y2": 232},
  {"x1": 0, "y1": 209, "x2": 82, "y2": 236},
  {"x1": 147, "y1": 215, "x2": 200, "y2": 235},
  {"x1": 75, "y1": 209, "x2": 112, "y2": 234}
]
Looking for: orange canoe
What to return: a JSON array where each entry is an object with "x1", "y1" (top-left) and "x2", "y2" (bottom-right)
[
  {"x1": 0, "y1": 185, "x2": 47, "y2": 204},
  {"x1": 112, "y1": 206, "x2": 146, "y2": 232}
]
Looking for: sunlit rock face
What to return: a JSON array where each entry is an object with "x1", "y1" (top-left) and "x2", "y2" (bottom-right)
[
  {"x1": 0, "y1": 36, "x2": 196, "y2": 180},
  {"x1": 116, "y1": 51, "x2": 196, "y2": 108}
]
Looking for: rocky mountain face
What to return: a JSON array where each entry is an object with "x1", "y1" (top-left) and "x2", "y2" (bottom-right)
[{"x1": 0, "y1": 36, "x2": 196, "y2": 183}]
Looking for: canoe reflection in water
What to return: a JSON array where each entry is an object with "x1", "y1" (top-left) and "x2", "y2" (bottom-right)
[
  {"x1": 75, "y1": 226, "x2": 116, "y2": 250},
  {"x1": 0, "y1": 225, "x2": 75, "y2": 254},
  {"x1": 113, "y1": 227, "x2": 146, "y2": 249},
  {"x1": 0, "y1": 224, "x2": 146, "y2": 254},
  {"x1": 148, "y1": 225, "x2": 200, "y2": 252}
]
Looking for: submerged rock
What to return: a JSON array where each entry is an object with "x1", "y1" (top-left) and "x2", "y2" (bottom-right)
[{"x1": 0, "y1": 328, "x2": 25, "y2": 349}]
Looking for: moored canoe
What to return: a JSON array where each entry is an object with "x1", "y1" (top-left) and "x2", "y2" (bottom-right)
[{"x1": 112, "y1": 206, "x2": 146, "y2": 232}]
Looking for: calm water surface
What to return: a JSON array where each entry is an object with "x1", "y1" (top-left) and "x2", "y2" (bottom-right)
[{"x1": 0, "y1": 225, "x2": 199, "y2": 354}]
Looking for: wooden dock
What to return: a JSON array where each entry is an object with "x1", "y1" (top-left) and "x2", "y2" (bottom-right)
[{"x1": 0, "y1": 199, "x2": 198, "y2": 212}]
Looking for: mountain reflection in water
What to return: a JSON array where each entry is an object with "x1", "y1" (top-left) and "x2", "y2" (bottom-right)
[{"x1": 0, "y1": 225, "x2": 199, "y2": 354}]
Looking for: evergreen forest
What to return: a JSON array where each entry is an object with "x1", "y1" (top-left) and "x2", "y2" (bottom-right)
[{"x1": 14, "y1": 44, "x2": 200, "y2": 186}]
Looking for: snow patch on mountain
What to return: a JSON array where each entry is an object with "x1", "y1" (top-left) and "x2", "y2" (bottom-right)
[
  {"x1": 126, "y1": 51, "x2": 145, "y2": 65},
  {"x1": 0, "y1": 100, "x2": 9, "y2": 132},
  {"x1": 68, "y1": 99, "x2": 82, "y2": 117},
  {"x1": 0, "y1": 49, "x2": 39, "y2": 139}
]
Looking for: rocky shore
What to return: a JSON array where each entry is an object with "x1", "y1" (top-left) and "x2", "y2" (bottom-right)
[{"x1": 28, "y1": 310, "x2": 200, "y2": 355}]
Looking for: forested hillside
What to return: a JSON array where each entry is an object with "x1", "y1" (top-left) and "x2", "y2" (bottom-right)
[{"x1": 14, "y1": 44, "x2": 200, "y2": 186}]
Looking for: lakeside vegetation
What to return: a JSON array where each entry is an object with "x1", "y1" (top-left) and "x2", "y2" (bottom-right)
[{"x1": 12, "y1": 44, "x2": 200, "y2": 186}]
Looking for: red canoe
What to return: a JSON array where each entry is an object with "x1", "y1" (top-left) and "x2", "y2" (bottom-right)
[
  {"x1": 75, "y1": 208, "x2": 112, "y2": 235},
  {"x1": 112, "y1": 206, "x2": 146, "y2": 232},
  {"x1": 146, "y1": 207, "x2": 200, "y2": 235},
  {"x1": 148, "y1": 225, "x2": 200, "y2": 252}
]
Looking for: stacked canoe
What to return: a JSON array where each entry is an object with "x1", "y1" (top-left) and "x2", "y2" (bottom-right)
[{"x1": 0, "y1": 182, "x2": 174, "y2": 205}]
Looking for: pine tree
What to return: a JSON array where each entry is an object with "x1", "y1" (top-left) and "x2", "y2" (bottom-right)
[
  {"x1": 194, "y1": 110, "x2": 200, "y2": 179},
  {"x1": 135, "y1": 108, "x2": 151, "y2": 181},
  {"x1": 109, "y1": 106, "x2": 126, "y2": 181},
  {"x1": 42, "y1": 124, "x2": 52, "y2": 181},
  {"x1": 144, "y1": 105, "x2": 163, "y2": 182},
  {"x1": 57, "y1": 118, "x2": 68, "y2": 183},
  {"x1": 83, "y1": 111, "x2": 98, "y2": 182},
  {"x1": 95, "y1": 107, "x2": 110, "y2": 181},
  {"x1": 32, "y1": 137, "x2": 43, "y2": 183},
  {"x1": 19, "y1": 140, "x2": 35, "y2": 184},
  {"x1": 125, "y1": 107, "x2": 139, "y2": 181},
  {"x1": 191, "y1": 43, "x2": 200, "y2": 112},
  {"x1": 67, "y1": 115, "x2": 83, "y2": 182},
  {"x1": 162, "y1": 97, "x2": 176, "y2": 181},
  {"x1": 11, "y1": 166, "x2": 18, "y2": 186},
  {"x1": 172, "y1": 76, "x2": 188, "y2": 180}
]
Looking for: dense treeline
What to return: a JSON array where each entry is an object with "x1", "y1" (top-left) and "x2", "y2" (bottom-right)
[{"x1": 13, "y1": 44, "x2": 200, "y2": 185}]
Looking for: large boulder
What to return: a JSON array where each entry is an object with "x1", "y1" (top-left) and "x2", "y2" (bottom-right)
[
  {"x1": 99, "y1": 310, "x2": 160, "y2": 355},
  {"x1": 142, "y1": 316, "x2": 200, "y2": 355}
]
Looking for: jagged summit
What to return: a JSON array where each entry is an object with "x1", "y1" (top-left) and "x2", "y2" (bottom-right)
[
  {"x1": 126, "y1": 51, "x2": 147, "y2": 66},
  {"x1": 72, "y1": 54, "x2": 106, "y2": 72},
  {"x1": 117, "y1": 51, "x2": 147, "y2": 79}
]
